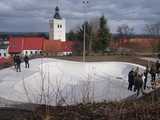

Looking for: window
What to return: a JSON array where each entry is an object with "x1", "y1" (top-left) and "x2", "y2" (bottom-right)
[
  {"x1": 4, "y1": 53, "x2": 6, "y2": 57},
  {"x1": 25, "y1": 51, "x2": 28, "y2": 54},
  {"x1": 35, "y1": 51, "x2": 37, "y2": 54},
  {"x1": 30, "y1": 51, "x2": 33, "y2": 54},
  {"x1": 40, "y1": 51, "x2": 43, "y2": 55},
  {"x1": 0, "y1": 53, "x2": 1, "y2": 56},
  {"x1": 58, "y1": 24, "x2": 62, "y2": 28}
]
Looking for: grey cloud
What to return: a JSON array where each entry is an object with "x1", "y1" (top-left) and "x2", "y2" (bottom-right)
[{"x1": 0, "y1": 0, "x2": 159, "y2": 33}]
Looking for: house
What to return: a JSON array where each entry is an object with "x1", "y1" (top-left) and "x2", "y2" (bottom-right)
[
  {"x1": 110, "y1": 35, "x2": 160, "y2": 52},
  {"x1": 8, "y1": 36, "x2": 74, "y2": 56},
  {"x1": 2, "y1": 6, "x2": 74, "y2": 58},
  {"x1": 0, "y1": 34, "x2": 9, "y2": 57},
  {"x1": 9, "y1": 36, "x2": 44, "y2": 56}
]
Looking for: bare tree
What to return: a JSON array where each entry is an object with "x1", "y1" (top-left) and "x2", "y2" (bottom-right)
[
  {"x1": 144, "y1": 22, "x2": 160, "y2": 37},
  {"x1": 117, "y1": 24, "x2": 134, "y2": 38},
  {"x1": 116, "y1": 24, "x2": 134, "y2": 51},
  {"x1": 88, "y1": 17, "x2": 99, "y2": 55},
  {"x1": 144, "y1": 22, "x2": 160, "y2": 52}
]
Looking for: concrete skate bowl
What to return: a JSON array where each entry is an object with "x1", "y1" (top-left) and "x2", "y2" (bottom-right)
[{"x1": 0, "y1": 58, "x2": 145, "y2": 105}]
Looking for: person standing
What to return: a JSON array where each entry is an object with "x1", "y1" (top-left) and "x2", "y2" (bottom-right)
[
  {"x1": 16, "y1": 56, "x2": 21, "y2": 72},
  {"x1": 144, "y1": 65, "x2": 149, "y2": 90},
  {"x1": 150, "y1": 63, "x2": 156, "y2": 89},
  {"x1": 155, "y1": 60, "x2": 160, "y2": 79},
  {"x1": 134, "y1": 72, "x2": 138, "y2": 92},
  {"x1": 13, "y1": 55, "x2": 17, "y2": 69},
  {"x1": 24, "y1": 55, "x2": 29, "y2": 68},
  {"x1": 136, "y1": 74, "x2": 143, "y2": 96},
  {"x1": 150, "y1": 64, "x2": 156, "y2": 82},
  {"x1": 135, "y1": 67, "x2": 139, "y2": 75},
  {"x1": 128, "y1": 68, "x2": 134, "y2": 91},
  {"x1": 133, "y1": 67, "x2": 139, "y2": 92}
]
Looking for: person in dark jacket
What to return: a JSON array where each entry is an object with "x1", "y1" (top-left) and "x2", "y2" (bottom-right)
[
  {"x1": 134, "y1": 72, "x2": 138, "y2": 92},
  {"x1": 134, "y1": 74, "x2": 143, "y2": 96},
  {"x1": 16, "y1": 56, "x2": 21, "y2": 72},
  {"x1": 150, "y1": 64, "x2": 156, "y2": 83},
  {"x1": 150, "y1": 63, "x2": 157, "y2": 89},
  {"x1": 144, "y1": 65, "x2": 149, "y2": 90},
  {"x1": 24, "y1": 55, "x2": 29, "y2": 68},
  {"x1": 155, "y1": 60, "x2": 160, "y2": 78},
  {"x1": 128, "y1": 69, "x2": 134, "y2": 91},
  {"x1": 13, "y1": 55, "x2": 17, "y2": 69},
  {"x1": 133, "y1": 67, "x2": 139, "y2": 92}
]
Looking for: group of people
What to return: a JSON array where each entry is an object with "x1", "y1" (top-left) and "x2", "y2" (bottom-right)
[
  {"x1": 13, "y1": 55, "x2": 30, "y2": 72},
  {"x1": 128, "y1": 60, "x2": 160, "y2": 96}
]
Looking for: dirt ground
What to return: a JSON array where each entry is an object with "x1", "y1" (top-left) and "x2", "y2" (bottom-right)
[
  {"x1": 0, "y1": 108, "x2": 34, "y2": 120},
  {"x1": 54, "y1": 55, "x2": 149, "y2": 66},
  {"x1": 0, "y1": 55, "x2": 150, "y2": 70}
]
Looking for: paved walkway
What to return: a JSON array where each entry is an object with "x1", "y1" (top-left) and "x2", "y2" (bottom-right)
[{"x1": 140, "y1": 57, "x2": 160, "y2": 63}]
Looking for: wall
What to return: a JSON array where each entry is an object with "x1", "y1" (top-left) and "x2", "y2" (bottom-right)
[
  {"x1": 22, "y1": 50, "x2": 42, "y2": 56},
  {"x1": 0, "y1": 49, "x2": 10, "y2": 57},
  {"x1": 49, "y1": 19, "x2": 66, "y2": 41},
  {"x1": 110, "y1": 37, "x2": 160, "y2": 52}
]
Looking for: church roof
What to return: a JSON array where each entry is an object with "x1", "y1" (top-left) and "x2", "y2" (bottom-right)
[
  {"x1": 9, "y1": 36, "x2": 44, "y2": 53},
  {"x1": 54, "y1": 6, "x2": 62, "y2": 19}
]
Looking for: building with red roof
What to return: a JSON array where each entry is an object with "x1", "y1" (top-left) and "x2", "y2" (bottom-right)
[
  {"x1": 1, "y1": 6, "x2": 74, "y2": 58},
  {"x1": 8, "y1": 36, "x2": 74, "y2": 56},
  {"x1": 42, "y1": 39, "x2": 73, "y2": 56},
  {"x1": 0, "y1": 34, "x2": 9, "y2": 57},
  {"x1": 110, "y1": 36, "x2": 160, "y2": 52},
  {"x1": 9, "y1": 36, "x2": 44, "y2": 56}
]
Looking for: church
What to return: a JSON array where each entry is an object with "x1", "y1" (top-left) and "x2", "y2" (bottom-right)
[
  {"x1": 49, "y1": 6, "x2": 66, "y2": 42},
  {"x1": 8, "y1": 6, "x2": 74, "y2": 57}
]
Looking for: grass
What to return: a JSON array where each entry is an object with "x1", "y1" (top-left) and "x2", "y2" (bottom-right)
[
  {"x1": 53, "y1": 55, "x2": 149, "y2": 66},
  {"x1": 1, "y1": 88, "x2": 160, "y2": 120}
]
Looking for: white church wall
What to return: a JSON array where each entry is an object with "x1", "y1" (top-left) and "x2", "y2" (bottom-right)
[
  {"x1": 49, "y1": 19, "x2": 66, "y2": 41},
  {"x1": 49, "y1": 7, "x2": 66, "y2": 42},
  {"x1": 49, "y1": 20, "x2": 54, "y2": 40},
  {"x1": 53, "y1": 19, "x2": 66, "y2": 42},
  {"x1": 22, "y1": 50, "x2": 42, "y2": 56}
]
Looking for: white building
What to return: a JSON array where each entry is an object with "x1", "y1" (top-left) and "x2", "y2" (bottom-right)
[
  {"x1": 0, "y1": 48, "x2": 9, "y2": 57},
  {"x1": 49, "y1": 6, "x2": 66, "y2": 41},
  {"x1": 0, "y1": 35, "x2": 10, "y2": 58},
  {"x1": 22, "y1": 50, "x2": 42, "y2": 57}
]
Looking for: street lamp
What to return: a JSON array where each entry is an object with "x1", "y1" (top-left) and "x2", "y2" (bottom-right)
[{"x1": 82, "y1": 0, "x2": 89, "y2": 62}]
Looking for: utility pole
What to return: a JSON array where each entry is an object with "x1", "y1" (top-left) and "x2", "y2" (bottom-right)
[{"x1": 82, "y1": 0, "x2": 89, "y2": 62}]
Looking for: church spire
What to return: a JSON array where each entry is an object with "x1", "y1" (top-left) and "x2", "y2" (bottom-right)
[{"x1": 54, "y1": 6, "x2": 62, "y2": 19}]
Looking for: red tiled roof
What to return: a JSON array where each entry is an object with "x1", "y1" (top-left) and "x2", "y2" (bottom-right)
[
  {"x1": 43, "y1": 40, "x2": 63, "y2": 52},
  {"x1": 110, "y1": 38, "x2": 160, "y2": 51},
  {"x1": 9, "y1": 36, "x2": 75, "y2": 53},
  {"x1": 9, "y1": 37, "x2": 23, "y2": 53},
  {"x1": 9, "y1": 36, "x2": 44, "y2": 53},
  {"x1": 62, "y1": 41, "x2": 74, "y2": 52},
  {"x1": 23, "y1": 37, "x2": 44, "y2": 50}
]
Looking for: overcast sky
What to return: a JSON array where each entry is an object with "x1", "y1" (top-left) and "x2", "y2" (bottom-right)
[{"x1": 0, "y1": 0, "x2": 159, "y2": 33}]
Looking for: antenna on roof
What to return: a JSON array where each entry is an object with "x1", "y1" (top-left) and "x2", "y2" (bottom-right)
[{"x1": 56, "y1": 0, "x2": 60, "y2": 7}]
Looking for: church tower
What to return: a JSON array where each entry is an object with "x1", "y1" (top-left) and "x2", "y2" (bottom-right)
[{"x1": 49, "y1": 6, "x2": 66, "y2": 41}]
